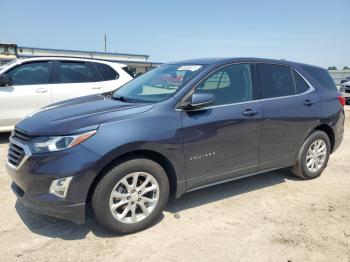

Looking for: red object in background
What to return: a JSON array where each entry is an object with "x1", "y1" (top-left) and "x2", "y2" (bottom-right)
[{"x1": 337, "y1": 96, "x2": 346, "y2": 107}]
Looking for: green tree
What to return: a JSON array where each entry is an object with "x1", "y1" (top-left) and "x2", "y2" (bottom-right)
[
  {"x1": 328, "y1": 66, "x2": 337, "y2": 70},
  {"x1": 343, "y1": 66, "x2": 350, "y2": 70}
]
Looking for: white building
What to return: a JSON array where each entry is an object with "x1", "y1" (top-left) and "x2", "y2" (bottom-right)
[
  {"x1": 0, "y1": 43, "x2": 162, "y2": 75},
  {"x1": 328, "y1": 70, "x2": 350, "y2": 85}
]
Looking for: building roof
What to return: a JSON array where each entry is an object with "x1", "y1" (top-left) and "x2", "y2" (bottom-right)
[{"x1": 18, "y1": 46, "x2": 150, "y2": 59}]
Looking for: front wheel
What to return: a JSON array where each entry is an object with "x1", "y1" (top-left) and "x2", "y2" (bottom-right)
[
  {"x1": 291, "y1": 130, "x2": 331, "y2": 179},
  {"x1": 92, "y1": 158, "x2": 169, "y2": 234}
]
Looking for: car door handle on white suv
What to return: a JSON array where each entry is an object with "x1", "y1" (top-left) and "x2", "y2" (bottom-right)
[
  {"x1": 35, "y1": 88, "x2": 48, "y2": 93},
  {"x1": 91, "y1": 87, "x2": 102, "y2": 90}
]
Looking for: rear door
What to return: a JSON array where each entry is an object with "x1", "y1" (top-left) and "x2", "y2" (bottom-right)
[
  {"x1": 181, "y1": 63, "x2": 262, "y2": 189},
  {"x1": 51, "y1": 60, "x2": 106, "y2": 102},
  {"x1": 0, "y1": 61, "x2": 52, "y2": 129},
  {"x1": 256, "y1": 63, "x2": 321, "y2": 171}
]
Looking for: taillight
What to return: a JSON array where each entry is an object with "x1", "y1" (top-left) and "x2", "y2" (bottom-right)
[{"x1": 337, "y1": 96, "x2": 346, "y2": 107}]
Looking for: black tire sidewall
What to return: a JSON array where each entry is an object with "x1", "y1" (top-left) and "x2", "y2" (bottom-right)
[
  {"x1": 92, "y1": 159, "x2": 169, "y2": 234},
  {"x1": 299, "y1": 131, "x2": 331, "y2": 179}
]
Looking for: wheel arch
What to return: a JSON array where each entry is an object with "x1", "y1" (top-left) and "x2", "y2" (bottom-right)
[
  {"x1": 86, "y1": 149, "x2": 178, "y2": 205},
  {"x1": 314, "y1": 124, "x2": 335, "y2": 153}
]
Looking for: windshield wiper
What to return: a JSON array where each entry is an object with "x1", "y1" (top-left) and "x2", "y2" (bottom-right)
[
  {"x1": 112, "y1": 95, "x2": 140, "y2": 103},
  {"x1": 112, "y1": 95, "x2": 128, "y2": 102}
]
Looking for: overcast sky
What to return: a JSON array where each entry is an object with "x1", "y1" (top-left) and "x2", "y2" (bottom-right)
[{"x1": 1, "y1": 0, "x2": 349, "y2": 68}]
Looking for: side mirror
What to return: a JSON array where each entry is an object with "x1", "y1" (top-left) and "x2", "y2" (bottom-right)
[
  {"x1": 181, "y1": 93, "x2": 215, "y2": 110},
  {"x1": 0, "y1": 75, "x2": 13, "y2": 87}
]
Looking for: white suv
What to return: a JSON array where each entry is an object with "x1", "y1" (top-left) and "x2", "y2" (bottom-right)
[{"x1": 0, "y1": 57, "x2": 133, "y2": 131}]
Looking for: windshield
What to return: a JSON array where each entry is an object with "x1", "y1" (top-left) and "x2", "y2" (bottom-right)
[
  {"x1": 112, "y1": 64, "x2": 206, "y2": 103},
  {"x1": 0, "y1": 59, "x2": 18, "y2": 71}
]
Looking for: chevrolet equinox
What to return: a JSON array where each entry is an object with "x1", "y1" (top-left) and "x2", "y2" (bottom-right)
[{"x1": 7, "y1": 58, "x2": 345, "y2": 233}]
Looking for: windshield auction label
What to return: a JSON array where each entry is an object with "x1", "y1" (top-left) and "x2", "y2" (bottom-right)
[{"x1": 177, "y1": 65, "x2": 202, "y2": 71}]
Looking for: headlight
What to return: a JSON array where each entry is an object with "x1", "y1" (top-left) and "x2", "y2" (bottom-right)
[
  {"x1": 29, "y1": 130, "x2": 97, "y2": 154},
  {"x1": 339, "y1": 85, "x2": 345, "y2": 92}
]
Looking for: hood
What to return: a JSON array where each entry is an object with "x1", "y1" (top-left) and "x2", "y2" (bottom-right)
[{"x1": 16, "y1": 94, "x2": 154, "y2": 136}]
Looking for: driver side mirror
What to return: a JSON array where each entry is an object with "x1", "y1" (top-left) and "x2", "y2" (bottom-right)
[
  {"x1": 0, "y1": 74, "x2": 13, "y2": 87},
  {"x1": 180, "y1": 92, "x2": 215, "y2": 110}
]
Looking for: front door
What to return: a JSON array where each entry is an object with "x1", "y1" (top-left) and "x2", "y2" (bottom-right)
[
  {"x1": 181, "y1": 63, "x2": 262, "y2": 189},
  {"x1": 0, "y1": 61, "x2": 52, "y2": 130}
]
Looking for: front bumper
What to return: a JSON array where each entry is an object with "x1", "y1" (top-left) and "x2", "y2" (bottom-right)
[
  {"x1": 12, "y1": 182, "x2": 85, "y2": 223},
  {"x1": 6, "y1": 143, "x2": 102, "y2": 224}
]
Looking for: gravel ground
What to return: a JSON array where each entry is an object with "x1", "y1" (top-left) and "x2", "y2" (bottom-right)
[{"x1": 0, "y1": 107, "x2": 349, "y2": 262}]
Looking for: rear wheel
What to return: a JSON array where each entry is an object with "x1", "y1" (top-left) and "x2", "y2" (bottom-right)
[
  {"x1": 92, "y1": 158, "x2": 169, "y2": 233},
  {"x1": 291, "y1": 130, "x2": 331, "y2": 179}
]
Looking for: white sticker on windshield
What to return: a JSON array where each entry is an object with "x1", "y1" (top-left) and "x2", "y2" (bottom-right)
[{"x1": 177, "y1": 65, "x2": 202, "y2": 71}]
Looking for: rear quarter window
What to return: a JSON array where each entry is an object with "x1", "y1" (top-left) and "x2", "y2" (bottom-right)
[
  {"x1": 94, "y1": 63, "x2": 118, "y2": 81},
  {"x1": 302, "y1": 66, "x2": 337, "y2": 91}
]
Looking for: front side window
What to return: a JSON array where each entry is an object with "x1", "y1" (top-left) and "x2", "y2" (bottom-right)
[
  {"x1": 196, "y1": 63, "x2": 253, "y2": 106},
  {"x1": 57, "y1": 61, "x2": 86, "y2": 83},
  {"x1": 257, "y1": 64, "x2": 295, "y2": 99},
  {"x1": 113, "y1": 64, "x2": 206, "y2": 102},
  {"x1": 6, "y1": 61, "x2": 50, "y2": 85}
]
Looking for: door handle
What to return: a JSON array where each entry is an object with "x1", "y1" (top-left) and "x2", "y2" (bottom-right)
[
  {"x1": 304, "y1": 99, "x2": 315, "y2": 106},
  {"x1": 91, "y1": 86, "x2": 102, "y2": 89},
  {"x1": 35, "y1": 88, "x2": 48, "y2": 93},
  {"x1": 242, "y1": 109, "x2": 259, "y2": 117}
]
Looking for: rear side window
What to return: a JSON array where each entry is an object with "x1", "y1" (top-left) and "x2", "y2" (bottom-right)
[
  {"x1": 293, "y1": 70, "x2": 310, "y2": 94},
  {"x1": 94, "y1": 63, "x2": 118, "y2": 81},
  {"x1": 6, "y1": 61, "x2": 51, "y2": 85},
  {"x1": 257, "y1": 64, "x2": 295, "y2": 99},
  {"x1": 57, "y1": 61, "x2": 86, "y2": 83},
  {"x1": 86, "y1": 62, "x2": 101, "y2": 82},
  {"x1": 302, "y1": 66, "x2": 337, "y2": 91}
]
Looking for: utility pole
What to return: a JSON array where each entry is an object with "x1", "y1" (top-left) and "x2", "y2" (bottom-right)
[{"x1": 104, "y1": 34, "x2": 107, "y2": 53}]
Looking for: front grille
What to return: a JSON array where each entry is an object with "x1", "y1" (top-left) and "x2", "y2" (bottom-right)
[
  {"x1": 7, "y1": 142, "x2": 25, "y2": 167},
  {"x1": 12, "y1": 128, "x2": 31, "y2": 142}
]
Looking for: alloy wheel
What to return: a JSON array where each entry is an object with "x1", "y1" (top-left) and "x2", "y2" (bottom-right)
[
  {"x1": 306, "y1": 139, "x2": 327, "y2": 173},
  {"x1": 109, "y1": 172, "x2": 159, "y2": 224}
]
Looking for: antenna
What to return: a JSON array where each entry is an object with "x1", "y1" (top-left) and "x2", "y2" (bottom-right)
[{"x1": 104, "y1": 34, "x2": 107, "y2": 53}]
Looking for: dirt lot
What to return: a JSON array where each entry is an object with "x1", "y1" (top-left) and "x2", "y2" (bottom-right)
[{"x1": 0, "y1": 107, "x2": 349, "y2": 262}]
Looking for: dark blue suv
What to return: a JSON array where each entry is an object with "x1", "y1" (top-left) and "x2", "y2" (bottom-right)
[{"x1": 7, "y1": 58, "x2": 345, "y2": 233}]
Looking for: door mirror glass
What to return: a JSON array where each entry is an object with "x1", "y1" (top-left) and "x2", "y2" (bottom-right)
[
  {"x1": 0, "y1": 74, "x2": 13, "y2": 87},
  {"x1": 182, "y1": 92, "x2": 215, "y2": 109}
]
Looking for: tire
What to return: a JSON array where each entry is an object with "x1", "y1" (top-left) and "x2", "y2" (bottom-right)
[
  {"x1": 92, "y1": 158, "x2": 169, "y2": 234},
  {"x1": 291, "y1": 130, "x2": 331, "y2": 179}
]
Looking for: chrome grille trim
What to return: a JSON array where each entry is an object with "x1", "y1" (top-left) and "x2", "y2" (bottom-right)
[
  {"x1": 7, "y1": 137, "x2": 31, "y2": 170},
  {"x1": 11, "y1": 128, "x2": 31, "y2": 141}
]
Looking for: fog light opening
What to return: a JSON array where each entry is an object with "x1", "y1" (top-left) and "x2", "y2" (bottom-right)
[{"x1": 49, "y1": 176, "x2": 73, "y2": 198}]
